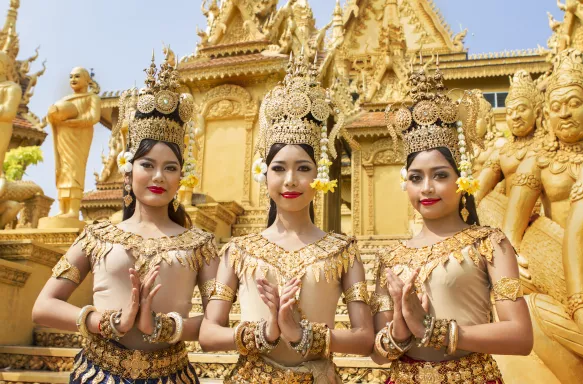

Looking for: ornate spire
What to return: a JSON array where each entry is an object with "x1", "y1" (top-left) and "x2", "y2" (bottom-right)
[{"x1": 0, "y1": 0, "x2": 19, "y2": 60}]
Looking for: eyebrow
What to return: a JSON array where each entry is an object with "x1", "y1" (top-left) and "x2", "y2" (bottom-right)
[
  {"x1": 271, "y1": 160, "x2": 314, "y2": 165},
  {"x1": 139, "y1": 157, "x2": 179, "y2": 165},
  {"x1": 408, "y1": 166, "x2": 450, "y2": 172}
]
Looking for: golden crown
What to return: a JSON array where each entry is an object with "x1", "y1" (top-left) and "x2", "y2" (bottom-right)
[
  {"x1": 125, "y1": 51, "x2": 195, "y2": 156},
  {"x1": 256, "y1": 51, "x2": 343, "y2": 161},
  {"x1": 507, "y1": 70, "x2": 544, "y2": 108},
  {"x1": 546, "y1": 48, "x2": 583, "y2": 98},
  {"x1": 385, "y1": 57, "x2": 482, "y2": 165}
]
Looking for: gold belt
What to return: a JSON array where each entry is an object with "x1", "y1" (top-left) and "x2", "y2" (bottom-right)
[
  {"x1": 225, "y1": 354, "x2": 314, "y2": 384},
  {"x1": 78, "y1": 335, "x2": 190, "y2": 380},
  {"x1": 390, "y1": 353, "x2": 502, "y2": 384}
]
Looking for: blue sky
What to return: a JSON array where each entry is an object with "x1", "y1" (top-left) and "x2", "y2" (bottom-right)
[{"x1": 8, "y1": 0, "x2": 560, "y2": 215}]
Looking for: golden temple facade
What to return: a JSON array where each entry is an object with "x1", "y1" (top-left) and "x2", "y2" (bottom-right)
[
  {"x1": 2, "y1": 1, "x2": 582, "y2": 383},
  {"x1": 86, "y1": 0, "x2": 550, "y2": 241}
]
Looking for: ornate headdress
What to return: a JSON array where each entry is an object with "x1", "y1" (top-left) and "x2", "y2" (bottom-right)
[
  {"x1": 507, "y1": 70, "x2": 544, "y2": 108},
  {"x1": 385, "y1": 56, "x2": 482, "y2": 195},
  {"x1": 253, "y1": 51, "x2": 345, "y2": 193},
  {"x1": 546, "y1": 48, "x2": 583, "y2": 97},
  {"x1": 117, "y1": 50, "x2": 199, "y2": 189}
]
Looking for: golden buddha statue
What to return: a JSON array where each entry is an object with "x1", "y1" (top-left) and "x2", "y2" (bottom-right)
[
  {"x1": 501, "y1": 48, "x2": 583, "y2": 383},
  {"x1": 476, "y1": 71, "x2": 544, "y2": 205},
  {"x1": 47, "y1": 67, "x2": 101, "y2": 219},
  {"x1": 472, "y1": 89, "x2": 507, "y2": 175},
  {"x1": 0, "y1": 51, "x2": 22, "y2": 190}
]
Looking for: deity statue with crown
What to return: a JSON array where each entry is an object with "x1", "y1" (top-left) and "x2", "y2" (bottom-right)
[{"x1": 501, "y1": 48, "x2": 583, "y2": 383}]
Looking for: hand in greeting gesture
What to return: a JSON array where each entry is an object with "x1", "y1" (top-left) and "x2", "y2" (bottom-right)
[
  {"x1": 257, "y1": 278, "x2": 281, "y2": 342},
  {"x1": 136, "y1": 266, "x2": 163, "y2": 335},
  {"x1": 115, "y1": 268, "x2": 141, "y2": 333},
  {"x1": 278, "y1": 278, "x2": 303, "y2": 343},
  {"x1": 400, "y1": 268, "x2": 430, "y2": 339},
  {"x1": 385, "y1": 268, "x2": 413, "y2": 342}
]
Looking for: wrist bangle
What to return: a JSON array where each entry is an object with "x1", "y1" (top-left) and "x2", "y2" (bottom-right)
[
  {"x1": 76, "y1": 305, "x2": 96, "y2": 338},
  {"x1": 109, "y1": 310, "x2": 126, "y2": 340},
  {"x1": 417, "y1": 314, "x2": 435, "y2": 348},
  {"x1": 234, "y1": 321, "x2": 250, "y2": 355},
  {"x1": 143, "y1": 312, "x2": 162, "y2": 343},
  {"x1": 289, "y1": 319, "x2": 313, "y2": 357},
  {"x1": 254, "y1": 320, "x2": 280, "y2": 354},
  {"x1": 446, "y1": 320, "x2": 459, "y2": 355},
  {"x1": 167, "y1": 312, "x2": 184, "y2": 344},
  {"x1": 388, "y1": 321, "x2": 414, "y2": 353}
]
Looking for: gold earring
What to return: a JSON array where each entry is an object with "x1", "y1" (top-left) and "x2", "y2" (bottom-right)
[
  {"x1": 123, "y1": 184, "x2": 133, "y2": 207},
  {"x1": 265, "y1": 189, "x2": 271, "y2": 215},
  {"x1": 461, "y1": 195, "x2": 469, "y2": 222},
  {"x1": 173, "y1": 198, "x2": 180, "y2": 212}
]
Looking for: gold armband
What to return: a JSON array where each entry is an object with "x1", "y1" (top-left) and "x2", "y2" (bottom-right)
[
  {"x1": 343, "y1": 281, "x2": 369, "y2": 305},
  {"x1": 571, "y1": 181, "x2": 583, "y2": 203},
  {"x1": 484, "y1": 159, "x2": 501, "y2": 173},
  {"x1": 568, "y1": 292, "x2": 583, "y2": 318},
  {"x1": 492, "y1": 277, "x2": 524, "y2": 301},
  {"x1": 210, "y1": 281, "x2": 236, "y2": 302},
  {"x1": 200, "y1": 278, "x2": 216, "y2": 300},
  {"x1": 51, "y1": 256, "x2": 81, "y2": 284},
  {"x1": 513, "y1": 173, "x2": 542, "y2": 191},
  {"x1": 370, "y1": 293, "x2": 394, "y2": 315}
]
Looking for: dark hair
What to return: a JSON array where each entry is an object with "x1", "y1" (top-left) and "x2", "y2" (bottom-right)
[
  {"x1": 122, "y1": 139, "x2": 192, "y2": 228},
  {"x1": 406, "y1": 147, "x2": 480, "y2": 226},
  {"x1": 265, "y1": 143, "x2": 316, "y2": 227}
]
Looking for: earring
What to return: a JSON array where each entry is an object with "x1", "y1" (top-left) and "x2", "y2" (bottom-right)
[
  {"x1": 461, "y1": 195, "x2": 469, "y2": 222},
  {"x1": 173, "y1": 198, "x2": 180, "y2": 212},
  {"x1": 265, "y1": 189, "x2": 271, "y2": 215},
  {"x1": 123, "y1": 184, "x2": 133, "y2": 207}
]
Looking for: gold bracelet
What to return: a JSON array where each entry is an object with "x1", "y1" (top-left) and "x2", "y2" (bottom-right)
[
  {"x1": 324, "y1": 327, "x2": 331, "y2": 358},
  {"x1": 76, "y1": 305, "x2": 96, "y2": 338},
  {"x1": 99, "y1": 310, "x2": 120, "y2": 341},
  {"x1": 568, "y1": 292, "x2": 583, "y2": 318},
  {"x1": 210, "y1": 281, "x2": 236, "y2": 302},
  {"x1": 374, "y1": 325, "x2": 403, "y2": 360},
  {"x1": 343, "y1": 281, "x2": 369, "y2": 305},
  {"x1": 200, "y1": 279, "x2": 216, "y2": 300},
  {"x1": 428, "y1": 319, "x2": 449, "y2": 350},
  {"x1": 417, "y1": 314, "x2": 435, "y2": 348},
  {"x1": 253, "y1": 320, "x2": 280, "y2": 354},
  {"x1": 492, "y1": 277, "x2": 524, "y2": 301},
  {"x1": 234, "y1": 321, "x2": 250, "y2": 355},
  {"x1": 167, "y1": 312, "x2": 184, "y2": 344},
  {"x1": 157, "y1": 313, "x2": 175, "y2": 343},
  {"x1": 370, "y1": 293, "x2": 394, "y2": 315},
  {"x1": 310, "y1": 322, "x2": 330, "y2": 356},
  {"x1": 242, "y1": 321, "x2": 259, "y2": 355},
  {"x1": 387, "y1": 321, "x2": 414, "y2": 353},
  {"x1": 52, "y1": 256, "x2": 81, "y2": 284},
  {"x1": 446, "y1": 320, "x2": 459, "y2": 355}
]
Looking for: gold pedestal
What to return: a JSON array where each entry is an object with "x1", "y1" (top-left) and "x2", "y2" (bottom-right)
[{"x1": 37, "y1": 216, "x2": 86, "y2": 230}]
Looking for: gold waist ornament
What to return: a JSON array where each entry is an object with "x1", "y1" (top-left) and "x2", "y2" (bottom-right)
[
  {"x1": 390, "y1": 353, "x2": 502, "y2": 384},
  {"x1": 225, "y1": 354, "x2": 339, "y2": 384},
  {"x1": 79, "y1": 335, "x2": 190, "y2": 380}
]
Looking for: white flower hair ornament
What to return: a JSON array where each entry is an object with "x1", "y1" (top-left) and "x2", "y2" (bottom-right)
[
  {"x1": 252, "y1": 158, "x2": 267, "y2": 183},
  {"x1": 400, "y1": 167, "x2": 408, "y2": 191},
  {"x1": 117, "y1": 151, "x2": 134, "y2": 174}
]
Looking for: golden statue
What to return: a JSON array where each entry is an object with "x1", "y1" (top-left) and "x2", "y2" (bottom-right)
[
  {"x1": 475, "y1": 71, "x2": 545, "y2": 206},
  {"x1": 502, "y1": 48, "x2": 583, "y2": 383},
  {"x1": 0, "y1": 50, "x2": 21, "y2": 186},
  {"x1": 472, "y1": 89, "x2": 507, "y2": 175},
  {"x1": 47, "y1": 67, "x2": 100, "y2": 219}
]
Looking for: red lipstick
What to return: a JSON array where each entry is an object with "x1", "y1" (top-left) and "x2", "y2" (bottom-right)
[
  {"x1": 420, "y1": 198, "x2": 441, "y2": 206},
  {"x1": 281, "y1": 192, "x2": 302, "y2": 199},
  {"x1": 147, "y1": 186, "x2": 166, "y2": 194}
]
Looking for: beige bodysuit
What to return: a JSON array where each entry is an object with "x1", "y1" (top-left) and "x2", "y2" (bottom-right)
[{"x1": 74, "y1": 221, "x2": 218, "y2": 351}]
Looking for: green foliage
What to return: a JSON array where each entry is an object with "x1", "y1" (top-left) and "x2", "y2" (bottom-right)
[{"x1": 2, "y1": 146, "x2": 43, "y2": 181}]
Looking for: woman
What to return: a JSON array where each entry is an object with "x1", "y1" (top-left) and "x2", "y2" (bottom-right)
[
  {"x1": 372, "y1": 62, "x2": 533, "y2": 383},
  {"x1": 32, "y1": 55, "x2": 218, "y2": 384},
  {"x1": 199, "y1": 52, "x2": 374, "y2": 383}
]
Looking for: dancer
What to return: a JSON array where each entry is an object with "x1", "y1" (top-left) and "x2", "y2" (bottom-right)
[
  {"x1": 199, "y1": 52, "x2": 374, "y2": 383},
  {"x1": 32, "y1": 53, "x2": 218, "y2": 384},
  {"x1": 372, "y1": 59, "x2": 533, "y2": 383}
]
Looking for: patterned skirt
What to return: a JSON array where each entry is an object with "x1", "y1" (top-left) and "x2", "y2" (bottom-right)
[
  {"x1": 69, "y1": 336, "x2": 199, "y2": 384},
  {"x1": 386, "y1": 353, "x2": 504, "y2": 384}
]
